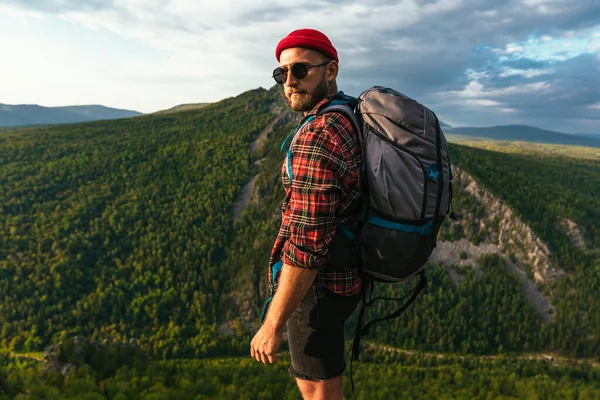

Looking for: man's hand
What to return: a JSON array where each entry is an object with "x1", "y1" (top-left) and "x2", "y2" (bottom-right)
[
  {"x1": 250, "y1": 263, "x2": 317, "y2": 364},
  {"x1": 250, "y1": 323, "x2": 283, "y2": 364}
]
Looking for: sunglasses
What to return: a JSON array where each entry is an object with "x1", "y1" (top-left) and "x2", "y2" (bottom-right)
[{"x1": 272, "y1": 61, "x2": 330, "y2": 84}]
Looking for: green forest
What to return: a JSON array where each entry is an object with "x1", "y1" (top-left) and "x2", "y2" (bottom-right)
[
  {"x1": 0, "y1": 87, "x2": 280, "y2": 359},
  {"x1": 2, "y1": 344, "x2": 599, "y2": 399},
  {"x1": 1, "y1": 85, "x2": 599, "y2": 398}
]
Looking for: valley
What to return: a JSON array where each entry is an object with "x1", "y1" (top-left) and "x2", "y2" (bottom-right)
[{"x1": 0, "y1": 85, "x2": 598, "y2": 398}]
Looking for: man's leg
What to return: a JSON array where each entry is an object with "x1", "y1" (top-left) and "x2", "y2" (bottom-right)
[
  {"x1": 295, "y1": 375, "x2": 343, "y2": 400},
  {"x1": 287, "y1": 287, "x2": 360, "y2": 400}
]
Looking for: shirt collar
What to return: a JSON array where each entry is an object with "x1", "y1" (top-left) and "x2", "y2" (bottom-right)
[{"x1": 305, "y1": 92, "x2": 339, "y2": 118}]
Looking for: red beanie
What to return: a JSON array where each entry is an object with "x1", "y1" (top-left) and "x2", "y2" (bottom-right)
[{"x1": 275, "y1": 28, "x2": 339, "y2": 63}]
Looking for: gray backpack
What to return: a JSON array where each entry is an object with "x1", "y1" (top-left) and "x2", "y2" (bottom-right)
[
  {"x1": 324, "y1": 86, "x2": 455, "y2": 280},
  {"x1": 316, "y1": 86, "x2": 457, "y2": 389}
]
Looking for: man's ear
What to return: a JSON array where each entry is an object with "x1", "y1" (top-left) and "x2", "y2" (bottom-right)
[{"x1": 326, "y1": 61, "x2": 339, "y2": 82}]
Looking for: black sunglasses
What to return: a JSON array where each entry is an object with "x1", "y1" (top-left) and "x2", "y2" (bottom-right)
[{"x1": 272, "y1": 61, "x2": 330, "y2": 84}]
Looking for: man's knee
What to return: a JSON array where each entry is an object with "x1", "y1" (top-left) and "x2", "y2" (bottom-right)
[{"x1": 295, "y1": 375, "x2": 343, "y2": 400}]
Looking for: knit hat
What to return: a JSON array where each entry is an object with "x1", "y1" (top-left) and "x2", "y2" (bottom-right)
[{"x1": 275, "y1": 28, "x2": 339, "y2": 63}]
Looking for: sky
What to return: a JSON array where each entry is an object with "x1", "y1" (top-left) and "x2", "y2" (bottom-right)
[{"x1": 1, "y1": 0, "x2": 599, "y2": 133}]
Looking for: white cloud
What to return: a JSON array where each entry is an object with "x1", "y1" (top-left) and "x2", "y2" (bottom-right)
[
  {"x1": 1, "y1": 0, "x2": 598, "y2": 133},
  {"x1": 382, "y1": 37, "x2": 422, "y2": 51},
  {"x1": 2, "y1": 0, "x2": 452, "y2": 112},
  {"x1": 458, "y1": 80, "x2": 486, "y2": 98},
  {"x1": 495, "y1": 25, "x2": 600, "y2": 62},
  {"x1": 499, "y1": 68, "x2": 555, "y2": 78},
  {"x1": 589, "y1": 102, "x2": 600, "y2": 110},
  {"x1": 522, "y1": 0, "x2": 572, "y2": 15},
  {"x1": 465, "y1": 69, "x2": 489, "y2": 80},
  {"x1": 505, "y1": 44, "x2": 526, "y2": 54},
  {"x1": 448, "y1": 79, "x2": 551, "y2": 100},
  {"x1": 0, "y1": 3, "x2": 43, "y2": 18},
  {"x1": 474, "y1": 9, "x2": 498, "y2": 18},
  {"x1": 464, "y1": 99, "x2": 503, "y2": 106}
]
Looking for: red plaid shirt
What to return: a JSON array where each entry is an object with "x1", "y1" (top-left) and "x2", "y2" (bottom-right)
[{"x1": 269, "y1": 95, "x2": 362, "y2": 296}]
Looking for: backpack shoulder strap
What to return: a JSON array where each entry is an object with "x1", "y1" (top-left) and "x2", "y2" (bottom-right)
[
  {"x1": 316, "y1": 96, "x2": 362, "y2": 138},
  {"x1": 317, "y1": 97, "x2": 365, "y2": 177}
]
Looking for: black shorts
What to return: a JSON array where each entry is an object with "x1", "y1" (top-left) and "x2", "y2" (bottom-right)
[{"x1": 286, "y1": 286, "x2": 361, "y2": 381}]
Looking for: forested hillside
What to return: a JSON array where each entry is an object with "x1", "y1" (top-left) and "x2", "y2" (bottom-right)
[
  {"x1": 1, "y1": 85, "x2": 599, "y2": 398},
  {"x1": 0, "y1": 87, "x2": 282, "y2": 359}
]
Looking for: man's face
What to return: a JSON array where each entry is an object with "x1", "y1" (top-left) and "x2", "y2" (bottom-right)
[{"x1": 278, "y1": 48, "x2": 333, "y2": 113}]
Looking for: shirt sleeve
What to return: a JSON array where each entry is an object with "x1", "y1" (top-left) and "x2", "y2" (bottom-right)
[{"x1": 280, "y1": 117, "x2": 347, "y2": 270}]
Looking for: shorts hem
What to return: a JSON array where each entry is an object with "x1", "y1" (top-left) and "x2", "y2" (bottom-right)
[{"x1": 288, "y1": 362, "x2": 346, "y2": 381}]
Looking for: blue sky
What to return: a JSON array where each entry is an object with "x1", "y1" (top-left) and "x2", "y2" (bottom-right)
[{"x1": 1, "y1": 0, "x2": 599, "y2": 133}]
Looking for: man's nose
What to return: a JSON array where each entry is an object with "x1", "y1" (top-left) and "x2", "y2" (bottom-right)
[{"x1": 285, "y1": 69, "x2": 298, "y2": 87}]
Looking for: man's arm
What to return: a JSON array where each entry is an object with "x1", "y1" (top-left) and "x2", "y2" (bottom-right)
[
  {"x1": 251, "y1": 118, "x2": 349, "y2": 364},
  {"x1": 250, "y1": 263, "x2": 317, "y2": 363}
]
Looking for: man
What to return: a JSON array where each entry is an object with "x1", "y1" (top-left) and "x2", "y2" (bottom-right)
[{"x1": 250, "y1": 28, "x2": 363, "y2": 400}]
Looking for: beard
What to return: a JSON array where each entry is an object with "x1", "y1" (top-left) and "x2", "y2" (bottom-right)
[{"x1": 285, "y1": 75, "x2": 330, "y2": 112}]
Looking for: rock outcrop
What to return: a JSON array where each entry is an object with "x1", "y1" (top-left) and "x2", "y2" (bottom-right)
[
  {"x1": 251, "y1": 103, "x2": 298, "y2": 154},
  {"x1": 233, "y1": 101, "x2": 298, "y2": 221},
  {"x1": 432, "y1": 166, "x2": 564, "y2": 323},
  {"x1": 557, "y1": 218, "x2": 597, "y2": 253},
  {"x1": 449, "y1": 167, "x2": 564, "y2": 285}
]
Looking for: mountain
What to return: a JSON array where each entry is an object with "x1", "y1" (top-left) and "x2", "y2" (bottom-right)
[
  {"x1": 0, "y1": 103, "x2": 143, "y2": 127},
  {"x1": 575, "y1": 132, "x2": 600, "y2": 139},
  {"x1": 446, "y1": 124, "x2": 600, "y2": 148},
  {"x1": 154, "y1": 102, "x2": 211, "y2": 114},
  {"x1": 1, "y1": 85, "x2": 599, "y2": 397}
]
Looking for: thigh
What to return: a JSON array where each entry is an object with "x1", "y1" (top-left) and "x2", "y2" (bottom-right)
[{"x1": 287, "y1": 286, "x2": 360, "y2": 381}]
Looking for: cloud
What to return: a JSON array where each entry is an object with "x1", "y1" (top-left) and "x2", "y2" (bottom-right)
[
  {"x1": 1, "y1": 0, "x2": 599, "y2": 132},
  {"x1": 498, "y1": 68, "x2": 555, "y2": 78},
  {"x1": 464, "y1": 99, "x2": 503, "y2": 107},
  {"x1": 493, "y1": 25, "x2": 600, "y2": 62}
]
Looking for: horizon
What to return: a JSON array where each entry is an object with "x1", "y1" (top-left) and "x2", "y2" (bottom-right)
[
  {"x1": 1, "y1": 0, "x2": 599, "y2": 134},
  {"x1": 2, "y1": 86, "x2": 600, "y2": 136}
]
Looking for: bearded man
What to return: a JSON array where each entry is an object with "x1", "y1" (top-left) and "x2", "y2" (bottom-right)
[{"x1": 251, "y1": 28, "x2": 363, "y2": 400}]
